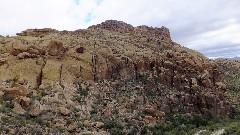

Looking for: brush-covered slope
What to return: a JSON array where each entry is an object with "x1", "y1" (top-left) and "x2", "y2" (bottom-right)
[
  {"x1": 0, "y1": 20, "x2": 232, "y2": 134},
  {"x1": 215, "y1": 59, "x2": 240, "y2": 110}
]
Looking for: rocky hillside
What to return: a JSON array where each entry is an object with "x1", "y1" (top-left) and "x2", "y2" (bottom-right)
[
  {"x1": 0, "y1": 20, "x2": 234, "y2": 134},
  {"x1": 215, "y1": 59, "x2": 240, "y2": 110}
]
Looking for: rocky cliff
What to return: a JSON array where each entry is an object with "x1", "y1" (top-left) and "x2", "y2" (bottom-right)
[{"x1": 0, "y1": 20, "x2": 232, "y2": 134}]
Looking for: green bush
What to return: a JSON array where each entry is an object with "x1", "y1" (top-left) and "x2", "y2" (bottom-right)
[
  {"x1": 4, "y1": 101, "x2": 14, "y2": 109},
  {"x1": 1, "y1": 116, "x2": 17, "y2": 125},
  {"x1": 73, "y1": 95, "x2": 83, "y2": 103},
  {"x1": 77, "y1": 122, "x2": 84, "y2": 129},
  {"x1": 191, "y1": 113, "x2": 209, "y2": 127},
  {"x1": 90, "y1": 108, "x2": 98, "y2": 115},
  {"x1": 140, "y1": 112, "x2": 214, "y2": 134},
  {"x1": 229, "y1": 107, "x2": 240, "y2": 120},
  {"x1": 104, "y1": 119, "x2": 119, "y2": 129},
  {"x1": 109, "y1": 128, "x2": 125, "y2": 135},
  {"x1": 32, "y1": 116, "x2": 44, "y2": 125},
  {"x1": 140, "y1": 126, "x2": 151, "y2": 135},
  {"x1": 66, "y1": 119, "x2": 73, "y2": 126},
  {"x1": 29, "y1": 127, "x2": 42, "y2": 135},
  {"x1": 75, "y1": 83, "x2": 88, "y2": 97},
  {"x1": 1, "y1": 116, "x2": 9, "y2": 123}
]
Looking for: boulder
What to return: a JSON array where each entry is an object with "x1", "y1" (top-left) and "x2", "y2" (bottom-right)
[
  {"x1": 59, "y1": 107, "x2": 70, "y2": 116},
  {"x1": 47, "y1": 41, "x2": 67, "y2": 57},
  {"x1": 29, "y1": 106, "x2": 41, "y2": 117},
  {"x1": 12, "y1": 102, "x2": 25, "y2": 115},
  {"x1": 0, "y1": 58, "x2": 7, "y2": 65},
  {"x1": 95, "y1": 121, "x2": 104, "y2": 128}
]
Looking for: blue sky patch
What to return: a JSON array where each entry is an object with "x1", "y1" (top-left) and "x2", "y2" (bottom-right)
[
  {"x1": 95, "y1": 0, "x2": 103, "y2": 5},
  {"x1": 74, "y1": 0, "x2": 80, "y2": 5},
  {"x1": 85, "y1": 12, "x2": 93, "y2": 23}
]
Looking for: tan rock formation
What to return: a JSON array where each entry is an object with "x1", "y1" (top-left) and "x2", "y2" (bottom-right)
[
  {"x1": 12, "y1": 102, "x2": 25, "y2": 114},
  {"x1": 59, "y1": 107, "x2": 70, "y2": 116},
  {"x1": 29, "y1": 105, "x2": 41, "y2": 117}
]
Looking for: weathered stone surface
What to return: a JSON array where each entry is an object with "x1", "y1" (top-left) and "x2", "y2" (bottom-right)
[
  {"x1": 13, "y1": 96, "x2": 30, "y2": 107},
  {"x1": 79, "y1": 131, "x2": 95, "y2": 135},
  {"x1": 42, "y1": 59, "x2": 62, "y2": 85},
  {"x1": 29, "y1": 106, "x2": 41, "y2": 117},
  {"x1": 3, "y1": 85, "x2": 29, "y2": 99},
  {"x1": 0, "y1": 59, "x2": 42, "y2": 87},
  {"x1": 144, "y1": 108, "x2": 165, "y2": 119},
  {"x1": 0, "y1": 58, "x2": 7, "y2": 65},
  {"x1": 12, "y1": 102, "x2": 25, "y2": 114},
  {"x1": 59, "y1": 107, "x2": 70, "y2": 116},
  {"x1": 47, "y1": 41, "x2": 67, "y2": 57},
  {"x1": 67, "y1": 123, "x2": 78, "y2": 132},
  {"x1": 95, "y1": 121, "x2": 104, "y2": 128}
]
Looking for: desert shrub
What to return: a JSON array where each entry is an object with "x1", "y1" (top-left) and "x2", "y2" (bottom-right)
[
  {"x1": 90, "y1": 107, "x2": 98, "y2": 115},
  {"x1": 104, "y1": 119, "x2": 119, "y2": 129},
  {"x1": 77, "y1": 122, "x2": 84, "y2": 129},
  {"x1": 140, "y1": 126, "x2": 151, "y2": 135},
  {"x1": 40, "y1": 90, "x2": 48, "y2": 97},
  {"x1": 153, "y1": 122, "x2": 173, "y2": 133},
  {"x1": 137, "y1": 73, "x2": 148, "y2": 84},
  {"x1": 227, "y1": 122, "x2": 240, "y2": 134},
  {"x1": 146, "y1": 88, "x2": 158, "y2": 98},
  {"x1": 32, "y1": 116, "x2": 44, "y2": 125},
  {"x1": 80, "y1": 87, "x2": 89, "y2": 97},
  {"x1": 223, "y1": 128, "x2": 238, "y2": 135},
  {"x1": 29, "y1": 127, "x2": 42, "y2": 135},
  {"x1": 0, "y1": 95, "x2": 14, "y2": 113},
  {"x1": 66, "y1": 119, "x2": 73, "y2": 126},
  {"x1": 75, "y1": 82, "x2": 88, "y2": 97},
  {"x1": 59, "y1": 83, "x2": 65, "y2": 89},
  {"x1": 72, "y1": 95, "x2": 82, "y2": 103},
  {"x1": 1, "y1": 116, "x2": 9, "y2": 123},
  {"x1": 1, "y1": 116, "x2": 17, "y2": 125},
  {"x1": 140, "y1": 111, "x2": 214, "y2": 134},
  {"x1": 103, "y1": 119, "x2": 125, "y2": 134},
  {"x1": 0, "y1": 95, "x2": 13, "y2": 106},
  {"x1": 53, "y1": 127, "x2": 64, "y2": 134},
  {"x1": 229, "y1": 107, "x2": 240, "y2": 120},
  {"x1": 4, "y1": 101, "x2": 14, "y2": 109},
  {"x1": 227, "y1": 84, "x2": 240, "y2": 92},
  {"x1": 191, "y1": 113, "x2": 209, "y2": 127},
  {"x1": 0, "y1": 127, "x2": 10, "y2": 134},
  {"x1": 109, "y1": 128, "x2": 125, "y2": 135},
  {"x1": 228, "y1": 129, "x2": 240, "y2": 135}
]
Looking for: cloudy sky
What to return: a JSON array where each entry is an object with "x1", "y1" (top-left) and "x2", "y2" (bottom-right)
[{"x1": 0, "y1": 0, "x2": 239, "y2": 58}]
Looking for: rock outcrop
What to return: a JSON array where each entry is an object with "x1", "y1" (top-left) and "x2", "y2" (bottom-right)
[
  {"x1": 88, "y1": 20, "x2": 134, "y2": 33},
  {"x1": 0, "y1": 20, "x2": 232, "y2": 134},
  {"x1": 16, "y1": 28, "x2": 58, "y2": 37}
]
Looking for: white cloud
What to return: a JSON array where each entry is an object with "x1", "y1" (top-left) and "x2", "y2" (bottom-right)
[
  {"x1": 0, "y1": 0, "x2": 76, "y2": 34},
  {"x1": 0, "y1": 0, "x2": 98, "y2": 35},
  {"x1": 0, "y1": 0, "x2": 240, "y2": 58}
]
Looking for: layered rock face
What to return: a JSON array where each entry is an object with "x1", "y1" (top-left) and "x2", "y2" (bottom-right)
[{"x1": 0, "y1": 20, "x2": 231, "y2": 134}]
